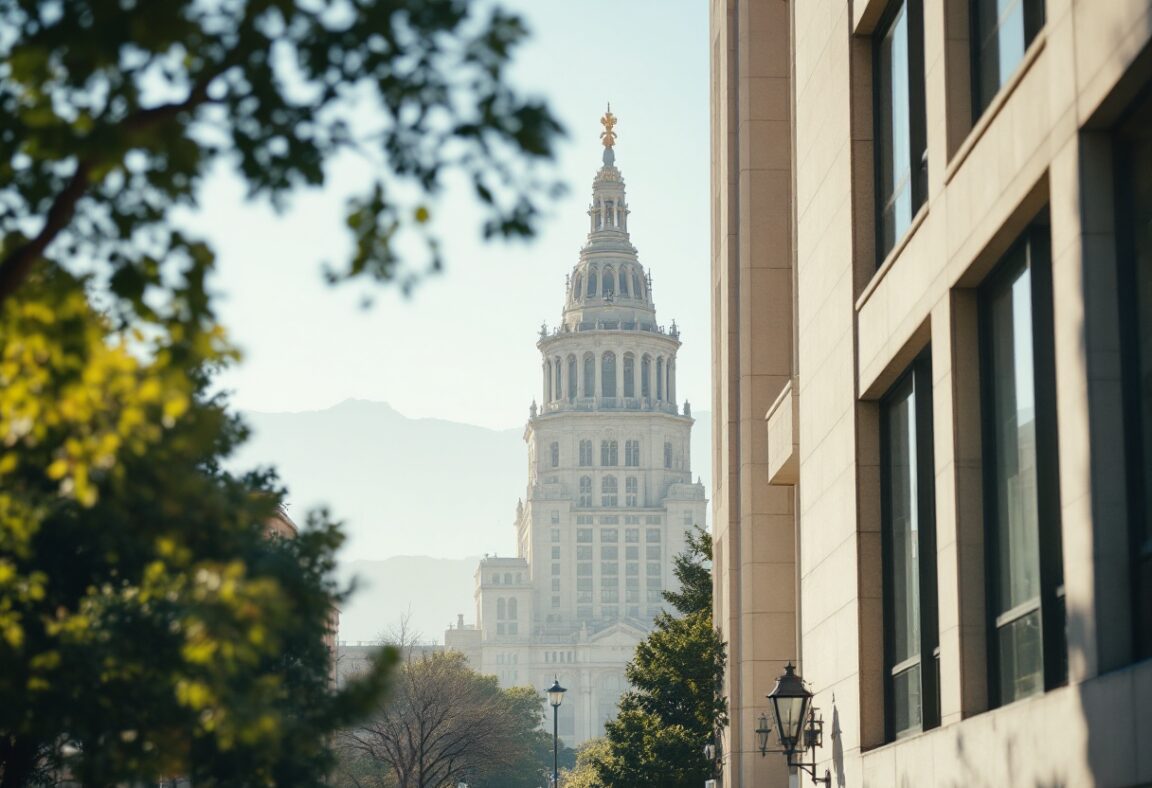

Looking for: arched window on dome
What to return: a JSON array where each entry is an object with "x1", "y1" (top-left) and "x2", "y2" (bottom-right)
[
  {"x1": 633, "y1": 271, "x2": 642, "y2": 300},
  {"x1": 554, "y1": 357, "x2": 562, "y2": 401},
  {"x1": 545, "y1": 359, "x2": 552, "y2": 402},
  {"x1": 604, "y1": 200, "x2": 615, "y2": 227},
  {"x1": 626, "y1": 476, "x2": 639, "y2": 507},
  {"x1": 567, "y1": 355, "x2": 578, "y2": 400},
  {"x1": 573, "y1": 272, "x2": 582, "y2": 300},
  {"x1": 583, "y1": 353, "x2": 596, "y2": 397},
  {"x1": 602, "y1": 267, "x2": 614, "y2": 296},
  {"x1": 664, "y1": 441, "x2": 673, "y2": 469},
  {"x1": 508, "y1": 598, "x2": 518, "y2": 620},
  {"x1": 497, "y1": 598, "x2": 507, "y2": 620},
  {"x1": 623, "y1": 353, "x2": 635, "y2": 398},
  {"x1": 601, "y1": 476, "x2": 618, "y2": 507},
  {"x1": 620, "y1": 268, "x2": 630, "y2": 297},
  {"x1": 668, "y1": 360, "x2": 676, "y2": 406},
  {"x1": 656, "y1": 357, "x2": 665, "y2": 401},
  {"x1": 641, "y1": 355, "x2": 651, "y2": 399},
  {"x1": 579, "y1": 476, "x2": 593, "y2": 507},
  {"x1": 601, "y1": 351, "x2": 616, "y2": 398},
  {"x1": 550, "y1": 442, "x2": 559, "y2": 468},
  {"x1": 587, "y1": 268, "x2": 597, "y2": 298}
]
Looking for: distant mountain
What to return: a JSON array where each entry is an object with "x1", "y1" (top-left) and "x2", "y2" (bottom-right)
[
  {"x1": 336, "y1": 556, "x2": 480, "y2": 644},
  {"x1": 230, "y1": 398, "x2": 712, "y2": 642},
  {"x1": 231, "y1": 399, "x2": 526, "y2": 560}
]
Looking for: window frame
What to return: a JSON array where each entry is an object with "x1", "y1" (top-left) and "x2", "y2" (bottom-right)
[
  {"x1": 970, "y1": 0, "x2": 1045, "y2": 119},
  {"x1": 978, "y1": 217, "x2": 1066, "y2": 707},
  {"x1": 1115, "y1": 91, "x2": 1152, "y2": 659},
  {"x1": 879, "y1": 348, "x2": 940, "y2": 740},
  {"x1": 872, "y1": 0, "x2": 928, "y2": 264}
]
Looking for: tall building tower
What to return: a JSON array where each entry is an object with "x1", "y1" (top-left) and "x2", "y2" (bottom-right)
[{"x1": 446, "y1": 109, "x2": 707, "y2": 747}]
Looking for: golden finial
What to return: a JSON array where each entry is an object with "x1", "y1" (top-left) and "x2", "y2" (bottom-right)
[{"x1": 600, "y1": 103, "x2": 617, "y2": 148}]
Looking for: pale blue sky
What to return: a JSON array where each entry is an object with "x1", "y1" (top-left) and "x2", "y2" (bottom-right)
[{"x1": 186, "y1": 1, "x2": 710, "y2": 430}]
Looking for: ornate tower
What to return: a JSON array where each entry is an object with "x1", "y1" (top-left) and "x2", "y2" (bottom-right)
[{"x1": 447, "y1": 110, "x2": 707, "y2": 747}]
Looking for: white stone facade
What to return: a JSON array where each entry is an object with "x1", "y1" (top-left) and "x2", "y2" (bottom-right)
[{"x1": 446, "y1": 123, "x2": 707, "y2": 748}]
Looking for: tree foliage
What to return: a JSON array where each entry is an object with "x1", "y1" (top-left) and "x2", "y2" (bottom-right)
[
  {"x1": 581, "y1": 527, "x2": 727, "y2": 788},
  {"x1": 0, "y1": 268, "x2": 395, "y2": 787},
  {"x1": 336, "y1": 652, "x2": 558, "y2": 788},
  {"x1": 0, "y1": 0, "x2": 563, "y2": 306},
  {"x1": 0, "y1": 0, "x2": 560, "y2": 784}
]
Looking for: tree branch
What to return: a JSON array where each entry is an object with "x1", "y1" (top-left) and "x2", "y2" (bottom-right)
[{"x1": 0, "y1": 61, "x2": 225, "y2": 306}]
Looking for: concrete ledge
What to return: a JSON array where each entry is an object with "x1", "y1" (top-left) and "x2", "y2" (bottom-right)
[{"x1": 765, "y1": 378, "x2": 799, "y2": 485}]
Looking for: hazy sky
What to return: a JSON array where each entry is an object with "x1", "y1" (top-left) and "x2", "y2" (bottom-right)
[{"x1": 184, "y1": 1, "x2": 710, "y2": 430}]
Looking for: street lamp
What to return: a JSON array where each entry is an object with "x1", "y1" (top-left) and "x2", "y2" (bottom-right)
[
  {"x1": 755, "y1": 662, "x2": 829, "y2": 786},
  {"x1": 546, "y1": 677, "x2": 566, "y2": 787}
]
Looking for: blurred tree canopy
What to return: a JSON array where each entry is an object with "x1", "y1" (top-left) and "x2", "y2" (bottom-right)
[
  {"x1": 574, "y1": 528, "x2": 727, "y2": 788},
  {"x1": 0, "y1": 0, "x2": 561, "y2": 784}
]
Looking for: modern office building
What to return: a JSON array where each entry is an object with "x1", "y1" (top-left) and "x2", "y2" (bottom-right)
[
  {"x1": 447, "y1": 113, "x2": 708, "y2": 747},
  {"x1": 711, "y1": 0, "x2": 1152, "y2": 785}
]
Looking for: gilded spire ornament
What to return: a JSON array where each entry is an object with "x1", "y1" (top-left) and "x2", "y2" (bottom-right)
[{"x1": 600, "y1": 103, "x2": 618, "y2": 148}]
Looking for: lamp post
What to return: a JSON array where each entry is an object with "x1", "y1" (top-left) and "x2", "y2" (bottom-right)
[
  {"x1": 755, "y1": 662, "x2": 830, "y2": 786},
  {"x1": 546, "y1": 677, "x2": 567, "y2": 787}
]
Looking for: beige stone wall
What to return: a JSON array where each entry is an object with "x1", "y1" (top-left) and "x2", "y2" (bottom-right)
[
  {"x1": 711, "y1": 0, "x2": 796, "y2": 785},
  {"x1": 713, "y1": 0, "x2": 1152, "y2": 784}
]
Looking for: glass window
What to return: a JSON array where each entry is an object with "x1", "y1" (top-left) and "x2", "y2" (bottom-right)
[
  {"x1": 602, "y1": 546, "x2": 618, "y2": 560},
  {"x1": 626, "y1": 476, "x2": 639, "y2": 507},
  {"x1": 578, "y1": 476, "x2": 592, "y2": 507},
  {"x1": 641, "y1": 356, "x2": 651, "y2": 398},
  {"x1": 657, "y1": 357, "x2": 665, "y2": 400},
  {"x1": 646, "y1": 528, "x2": 661, "y2": 543},
  {"x1": 646, "y1": 545, "x2": 661, "y2": 561},
  {"x1": 551, "y1": 546, "x2": 561, "y2": 560},
  {"x1": 664, "y1": 442, "x2": 673, "y2": 469},
  {"x1": 601, "y1": 440, "x2": 619, "y2": 466},
  {"x1": 552, "y1": 578, "x2": 560, "y2": 592},
  {"x1": 602, "y1": 352, "x2": 616, "y2": 398},
  {"x1": 552, "y1": 595, "x2": 561, "y2": 608},
  {"x1": 602, "y1": 588, "x2": 619, "y2": 603},
  {"x1": 576, "y1": 546, "x2": 592, "y2": 561},
  {"x1": 881, "y1": 351, "x2": 939, "y2": 738},
  {"x1": 624, "y1": 355, "x2": 635, "y2": 397},
  {"x1": 601, "y1": 528, "x2": 618, "y2": 542},
  {"x1": 1117, "y1": 91, "x2": 1152, "y2": 658},
  {"x1": 551, "y1": 511, "x2": 560, "y2": 525},
  {"x1": 554, "y1": 357, "x2": 562, "y2": 401},
  {"x1": 972, "y1": 0, "x2": 1045, "y2": 116},
  {"x1": 626, "y1": 528, "x2": 639, "y2": 542},
  {"x1": 577, "y1": 577, "x2": 592, "y2": 591},
  {"x1": 601, "y1": 476, "x2": 618, "y2": 507},
  {"x1": 577, "y1": 606, "x2": 593, "y2": 620},
  {"x1": 647, "y1": 588, "x2": 663, "y2": 603},
  {"x1": 550, "y1": 441, "x2": 560, "y2": 468},
  {"x1": 874, "y1": 0, "x2": 927, "y2": 261},
  {"x1": 577, "y1": 563, "x2": 593, "y2": 577},
  {"x1": 626, "y1": 546, "x2": 639, "y2": 561},
  {"x1": 625, "y1": 440, "x2": 640, "y2": 467},
  {"x1": 626, "y1": 561, "x2": 639, "y2": 575},
  {"x1": 567, "y1": 356, "x2": 578, "y2": 400},
  {"x1": 626, "y1": 588, "x2": 640, "y2": 603},
  {"x1": 602, "y1": 561, "x2": 619, "y2": 576},
  {"x1": 646, "y1": 562, "x2": 661, "y2": 577},
  {"x1": 577, "y1": 528, "x2": 593, "y2": 543},
  {"x1": 980, "y1": 219, "x2": 1065, "y2": 705},
  {"x1": 583, "y1": 353, "x2": 595, "y2": 397},
  {"x1": 551, "y1": 563, "x2": 560, "y2": 576}
]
